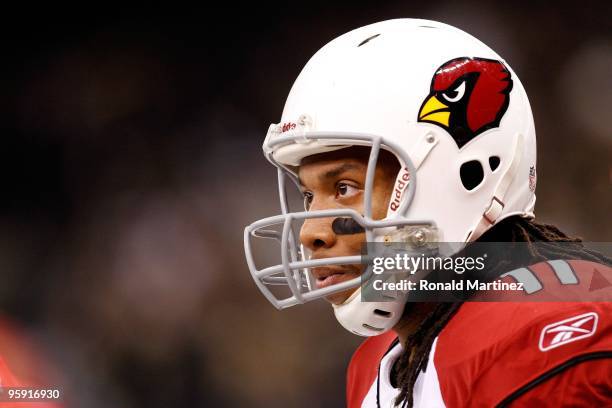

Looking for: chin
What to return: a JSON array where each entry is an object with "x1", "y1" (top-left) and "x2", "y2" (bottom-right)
[{"x1": 326, "y1": 288, "x2": 358, "y2": 305}]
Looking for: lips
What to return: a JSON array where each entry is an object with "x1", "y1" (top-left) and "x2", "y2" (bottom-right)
[{"x1": 311, "y1": 267, "x2": 356, "y2": 289}]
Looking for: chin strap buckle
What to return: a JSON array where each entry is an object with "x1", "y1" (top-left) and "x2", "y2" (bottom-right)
[{"x1": 483, "y1": 196, "x2": 505, "y2": 224}]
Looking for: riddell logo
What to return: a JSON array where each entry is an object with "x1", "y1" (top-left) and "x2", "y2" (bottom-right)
[
  {"x1": 389, "y1": 169, "x2": 410, "y2": 212},
  {"x1": 528, "y1": 166, "x2": 536, "y2": 192},
  {"x1": 281, "y1": 122, "x2": 297, "y2": 133},
  {"x1": 539, "y1": 312, "x2": 598, "y2": 352}
]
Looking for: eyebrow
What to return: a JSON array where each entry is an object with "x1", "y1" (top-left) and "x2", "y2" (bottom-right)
[{"x1": 298, "y1": 162, "x2": 361, "y2": 187}]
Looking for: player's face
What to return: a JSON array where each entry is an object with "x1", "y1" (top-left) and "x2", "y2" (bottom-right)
[{"x1": 298, "y1": 147, "x2": 400, "y2": 305}]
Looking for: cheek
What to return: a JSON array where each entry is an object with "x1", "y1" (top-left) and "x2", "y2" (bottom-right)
[
  {"x1": 337, "y1": 232, "x2": 366, "y2": 251},
  {"x1": 371, "y1": 185, "x2": 393, "y2": 220},
  {"x1": 370, "y1": 167, "x2": 397, "y2": 220}
]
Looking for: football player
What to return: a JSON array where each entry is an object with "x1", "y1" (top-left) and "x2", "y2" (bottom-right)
[{"x1": 244, "y1": 19, "x2": 612, "y2": 407}]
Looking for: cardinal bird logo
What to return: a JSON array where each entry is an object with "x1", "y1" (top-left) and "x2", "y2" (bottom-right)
[{"x1": 418, "y1": 57, "x2": 513, "y2": 148}]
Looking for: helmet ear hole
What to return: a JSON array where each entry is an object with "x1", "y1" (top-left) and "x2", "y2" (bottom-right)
[
  {"x1": 489, "y1": 156, "x2": 501, "y2": 171},
  {"x1": 460, "y1": 160, "x2": 484, "y2": 191}
]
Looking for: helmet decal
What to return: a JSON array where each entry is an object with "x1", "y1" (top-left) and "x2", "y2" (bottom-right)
[{"x1": 418, "y1": 57, "x2": 513, "y2": 148}]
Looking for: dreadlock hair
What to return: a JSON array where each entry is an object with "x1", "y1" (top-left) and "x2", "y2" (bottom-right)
[{"x1": 393, "y1": 215, "x2": 612, "y2": 408}]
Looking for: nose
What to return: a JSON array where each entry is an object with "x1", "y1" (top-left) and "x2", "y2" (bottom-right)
[{"x1": 300, "y1": 217, "x2": 337, "y2": 251}]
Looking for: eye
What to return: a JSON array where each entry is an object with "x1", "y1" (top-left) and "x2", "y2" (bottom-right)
[
  {"x1": 303, "y1": 191, "x2": 313, "y2": 211},
  {"x1": 441, "y1": 80, "x2": 466, "y2": 103},
  {"x1": 336, "y1": 182, "x2": 360, "y2": 199}
]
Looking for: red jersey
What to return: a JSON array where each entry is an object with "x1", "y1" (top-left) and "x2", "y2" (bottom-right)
[
  {"x1": 347, "y1": 260, "x2": 612, "y2": 407},
  {"x1": 0, "y1": 316, "x2": 63, "y2": 408}
]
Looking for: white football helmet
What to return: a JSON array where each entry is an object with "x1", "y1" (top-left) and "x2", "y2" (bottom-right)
[{"x1": 244, "y1": 19, "x2": 537, "y2": 336}]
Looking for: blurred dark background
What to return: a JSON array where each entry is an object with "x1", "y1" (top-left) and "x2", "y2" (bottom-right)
[{"x1": 0, "y1": 2, "x2": 610, "y2": 407}]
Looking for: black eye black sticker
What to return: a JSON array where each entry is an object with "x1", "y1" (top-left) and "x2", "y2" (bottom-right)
[{"x1": 332, "y1": 217, "x2": 365, "y2": 234}]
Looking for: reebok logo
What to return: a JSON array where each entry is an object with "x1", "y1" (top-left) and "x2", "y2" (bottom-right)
[{"x1": 539, "y1": 312, "x2": 598, "y2": 352}]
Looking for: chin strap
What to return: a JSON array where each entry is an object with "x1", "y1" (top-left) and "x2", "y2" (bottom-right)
[
  {"x1": 469, "y1": 133, "x2": 524, "y2": 242},
  {"x1": 332, "y1": 287, "x2": 406, "y2": 337}
]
